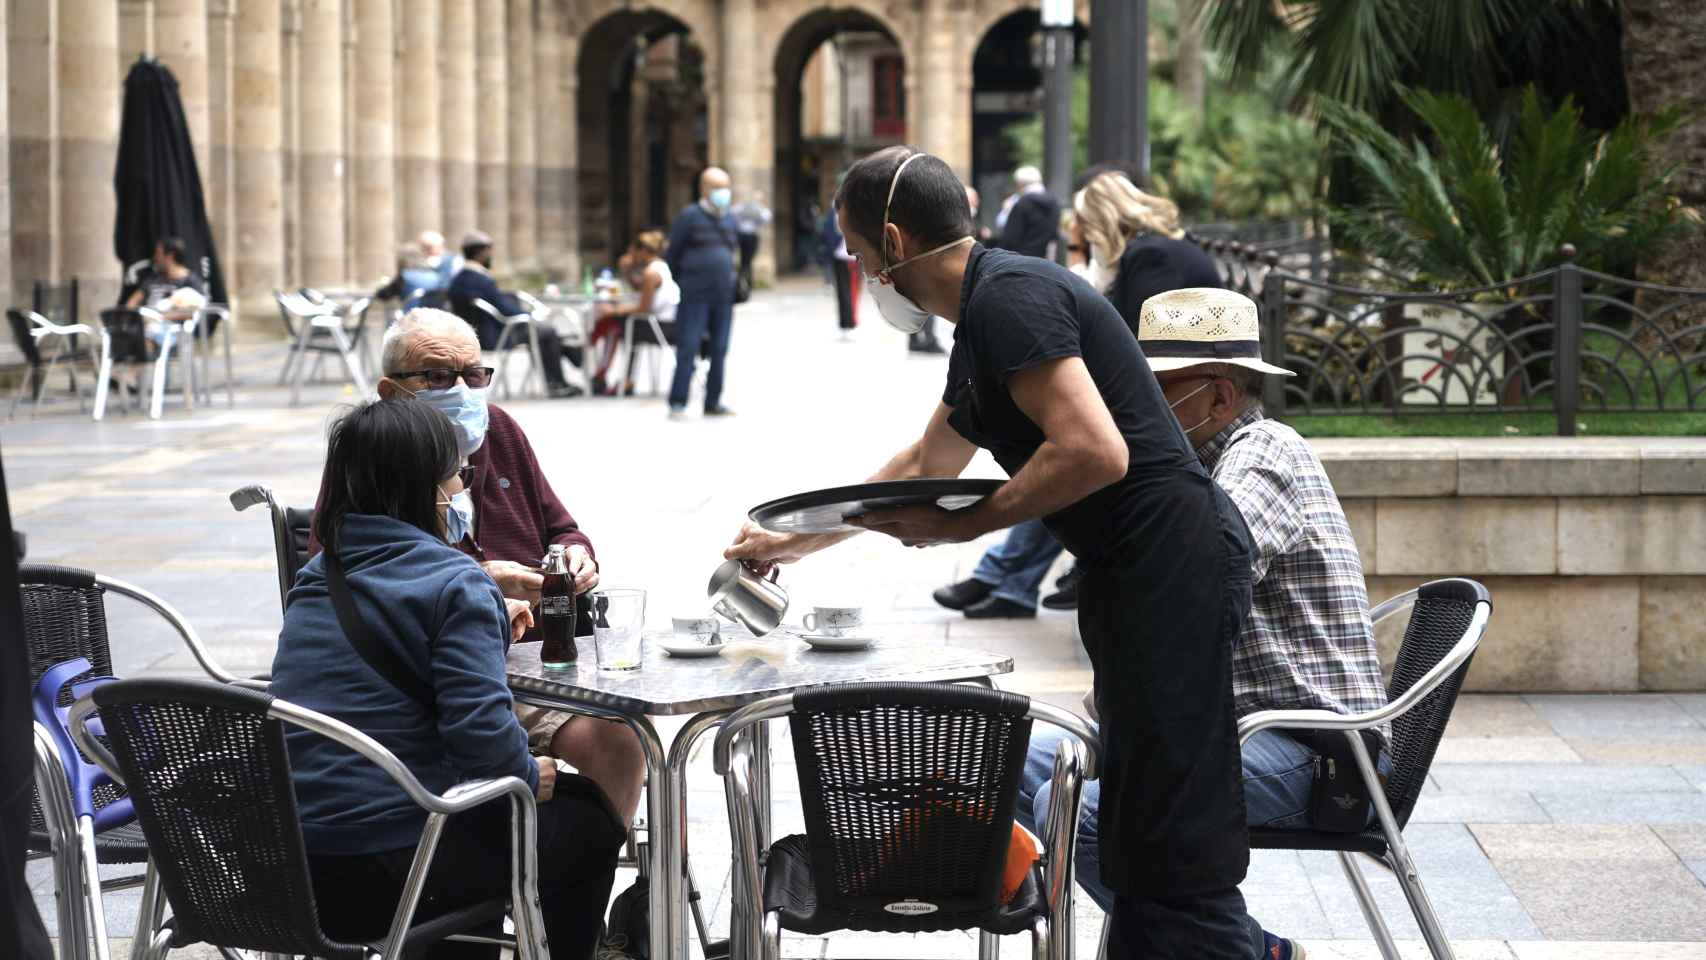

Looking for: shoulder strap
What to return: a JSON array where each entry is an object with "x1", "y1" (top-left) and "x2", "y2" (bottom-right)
[{"x1": 323, "y1": 548, "x2": 437, "y2": 712}]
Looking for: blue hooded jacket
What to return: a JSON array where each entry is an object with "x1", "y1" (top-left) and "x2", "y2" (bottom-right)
[{"x1": 271, "y1": 513, "x2": 537, "y2": 855}]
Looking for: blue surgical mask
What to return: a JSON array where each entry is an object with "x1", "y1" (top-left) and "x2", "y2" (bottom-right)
[
  {"x1": 710, "y1": 188, "x2": 733, "y2": 212},
  {"x1": 401, "y1": 381, "x2": 489, "y2": 459},
  {"x1": 439, "y1": 487, "x2": 474, "y2": 545}
]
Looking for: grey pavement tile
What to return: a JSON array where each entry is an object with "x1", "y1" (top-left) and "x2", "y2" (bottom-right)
[
  {"x1": 1526, "y1": 695, "x2": 1706, "y2": 742},
  {"x1": 1300, "y1": 824, "x2": 1539, "y2": 941},
  {"x1": 1652, "y1": 825, "x2": 1706, "y2": 860},
  {"x1": 1303, "y1": 942, "x2": 1516, "y2": 960},
  {"x1": 1431, "y1": 763, "x2": 1696, "y2": 795},
  {"x1": 1494, "y1": 857, "x2": 1706, "y2": 940},
  {"x1": 822, "y1": 930, "x2": 979, "y2": 959},
  {"x1": 1688, "y1": 860, "x2": 1706, "y2": 886},
  {"x1": 1674, "y1": 695, "x2": 1706, "y2": 725},
  {"x1": 1534, "y1": 791, "x2": 1706, "y2": 825},
  {"x1": 1409, "y1": 792, "x2": 1551, "y2": 824},
  {"x1": 1434, "y1": 736, "x2": 1581, "y2": 764},
  {"x1": 1470, "y1": 824, "x2": 1676, "y2": 861},
  {"x1": 1509, "y1": 944, "x2": 1706, "y2": 960},
  {"x1": 1565, "y1": 740, "x2": 1706, "y2": 765},
  {"x1": 1679, "y1": 766, "x2": 1706, "y2": 792},
  {"x1": 1447, "y1": 696, "x2": 1556, "y2": 738}
]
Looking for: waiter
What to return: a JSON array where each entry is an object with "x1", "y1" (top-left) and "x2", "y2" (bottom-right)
[{"x1": 726, "y1": 147, "x2": 1263, "y2": 959}]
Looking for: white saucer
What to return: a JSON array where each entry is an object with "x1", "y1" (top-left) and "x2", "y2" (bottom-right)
[
  {"x1": 798, "y1": 632, "x2": 875, "y2": 651},
  {"x1": 656, "y1": 634, "x2": 725, "y2": 658}
]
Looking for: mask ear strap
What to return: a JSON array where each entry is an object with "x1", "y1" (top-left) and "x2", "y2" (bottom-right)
[{"x1": 882, "y1": 152, "x2": 926, "y2": 266}]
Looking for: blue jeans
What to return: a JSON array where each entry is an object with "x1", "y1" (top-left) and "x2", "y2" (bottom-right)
[
  {"x1": 669, "y1": 300, "x2": 733, "y2": 411},
  {"x1": 970, "y1": 519, "x2": 1064, "y2": 610},
  {"x1": 1019, "y1": 726, "x2": 1318, "y2": 914}
]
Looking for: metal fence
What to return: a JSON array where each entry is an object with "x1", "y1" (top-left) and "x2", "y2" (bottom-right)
[{"x1": 1197, "y1": 241, "x2": 1706, "y2": 436}]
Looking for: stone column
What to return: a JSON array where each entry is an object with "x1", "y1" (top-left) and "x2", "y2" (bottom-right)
[
  {"x1": 0, "y1": 0, "x2": 14, "y2": 311},
  {"x1": 60, "y1": 0, "x2": 123, "y2": 309},
  {"x1": 118, "y1": 0, "x2": 154, "y2": 75},
  {"x1": 535, "y1": 1, "x2": 568, "y2": 277},
  {"x1": 440, "y1": 0, "x2": 477, "y2": 244},
  {"x1": 506, "y1": 0, "x2": 537, "y2": 270},
  {"x1": 205, "y1": 0, "x2": 236, "y2": 301},
  {"x1": 475, "y1": 0, "x2": 508, "y2": 250},
  {"x1": 154, "y1": 0, "x2": 209, "y2": 154},
  {"x1": 399, "y1": 0, "x2": 443, "y2": 241},
  {"x1": 234, "y1": 0, "x2": 284, "y2": 303},
  {"x1": 718, "y1": 0, "x2": 766, "y2": 215},
  {"x1": 560, "y1": 15, "x2": 581, "y2": 281},
  {"x1": 352, "y1": 0, "x2": 396, "y2": 283},
  {"x1": 10, "y1": 2, "x2": 58, "y2": 296},
  {"x1": 916, "y1": 0, "x2": 970, "y2": 179},
  {"x1": 298, "y1": 0, "x2": 347, "y2": 287}
]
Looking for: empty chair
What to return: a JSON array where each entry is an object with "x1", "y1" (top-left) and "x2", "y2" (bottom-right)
[
  {"x1": 714, "y1": 682, "x2": 1099, "y2": 960},
  {"x1": 275, "y1": 290, "x2": 372, "y2": 406},
  {"x1": 469, "y1": 296, "x2": 545, "y2": 399},
  {"x1": 188, "y1": 303, "x2": 234, "y2": 407},
  {"x1": 7, "y1": 307, "x2": 100, "y2": 418}
]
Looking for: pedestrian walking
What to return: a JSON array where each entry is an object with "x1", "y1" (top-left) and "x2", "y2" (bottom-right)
[{"x1": 663, "y1": 166, "x2": 740, "y2": 419}]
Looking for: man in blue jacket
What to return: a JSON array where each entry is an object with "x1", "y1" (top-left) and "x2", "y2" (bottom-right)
[
  {"x1": 664, "y1": 167, "x2": 739, "y2": 420},
  {"x1": 449, "y1": 230, "x2": 581, "y2": 398}
]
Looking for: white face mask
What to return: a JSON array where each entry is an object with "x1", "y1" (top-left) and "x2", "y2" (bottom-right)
[
  {"x1": 863, "y1": 153, "x2": 973, "y2": 335},
  {"x1": 1168, "y1": 379, "x2": 1216, "y2": 437},
  {"x1": 1070, "y1": 258, "x2": 1117, "y2": 293}
]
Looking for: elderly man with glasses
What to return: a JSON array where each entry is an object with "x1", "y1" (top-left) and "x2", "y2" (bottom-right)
[{"x1": 306, "y1": 308, "x2": 646, "y2": 827}]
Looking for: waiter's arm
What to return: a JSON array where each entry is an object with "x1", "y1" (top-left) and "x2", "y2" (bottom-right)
[
  {"x1": 852, "y1": 357, "x2": 1126, "y2": 546},
  {"x1": 724, "y1": 401, "x2": 976, "y2": 566}
]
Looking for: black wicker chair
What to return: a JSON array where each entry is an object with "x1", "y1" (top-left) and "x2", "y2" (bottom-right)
[
  {"x1": 1240, "y1": 578, "x2": 1492, "y2": 960},
  {"x1": 713, "y1": 682, "x2": 1099, "y2": 960},
  {"x1": 229, "y1": 483, "x2": 313, "y2": 611},
  {"x1": 68, "y1": 677, "x2": 551, "y2": 960},
  {"x1": 20, "y1": 564, "x2": 238, "y2": 960}
]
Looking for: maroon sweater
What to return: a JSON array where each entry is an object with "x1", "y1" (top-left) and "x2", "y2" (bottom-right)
[{"x1": 306, "y1": 403, "x2": 596, "y2": 606}]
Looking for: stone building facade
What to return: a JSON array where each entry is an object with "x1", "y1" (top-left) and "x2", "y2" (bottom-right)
[{"x1": 0, "y1": 0, "x2": 1089, "y2": 323}]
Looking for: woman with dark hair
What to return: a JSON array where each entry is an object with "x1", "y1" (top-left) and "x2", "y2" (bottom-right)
[{"x1": 270, "y1": 399, "x2": 624, "y2": 960}]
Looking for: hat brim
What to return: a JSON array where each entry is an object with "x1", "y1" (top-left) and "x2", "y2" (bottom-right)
[{"x1": 1146, "y1": 355, "x2": 1296, "y2": 377}]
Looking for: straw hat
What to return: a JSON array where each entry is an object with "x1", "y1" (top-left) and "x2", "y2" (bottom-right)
[{"x1": 1137, "y1": 287, "x2": 1294, "y2": 376}]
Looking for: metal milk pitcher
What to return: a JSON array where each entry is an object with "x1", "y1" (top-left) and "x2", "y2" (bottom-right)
[{"x1": 707, "y1": 560, "x2": 788, "y2": 636}]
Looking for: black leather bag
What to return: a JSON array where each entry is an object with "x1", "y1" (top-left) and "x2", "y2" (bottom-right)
[{"x1": 1294, "y1": 729, "x2": 1384, "y2": 833}]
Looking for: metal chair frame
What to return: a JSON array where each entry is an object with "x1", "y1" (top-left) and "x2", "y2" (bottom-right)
[
  {"x1": 471, "y1": 297, "x2": 545, "y2": 399},
  {"x1": 90, "y1": 306, "x2": 199, "y2": 421},
  {"x1": 68, "y1": 684, "x2": 551, "y2": 960},
  {"x1": 23, "y1": 568, "x2": 245, "y2": 960},
  {"x1": 276, "y1": 290, "x2": 372, "y2": 405},
  {"x1": 712, "y1": 686, "x2": 1101, "y2": 960},
  {"x1": 8, "y1": 308, "x2": 101, "y2": 418},
  {"x1": 228, "y1": 483, "x2": 307, "y2": 611},
  {"x1": 189, "y1": 303, "x2": 235, "y2": 407}
]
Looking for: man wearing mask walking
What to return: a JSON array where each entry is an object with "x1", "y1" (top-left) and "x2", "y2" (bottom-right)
[
  {"x1": 726, "y1": 147, "x2": 1264, "y2": 959},
  {"x1": 664, "y1": 166, "x2": 740, "y2": 420}
]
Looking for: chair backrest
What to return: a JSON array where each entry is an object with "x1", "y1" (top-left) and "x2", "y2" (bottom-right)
[
  {"x1": 283, "y1": 507, "x2": 314, "y2": 597},
  {"x1": 7, "y1": 308, "x2": 43, "y2": 365},
  {"x1": 33, "y1": 278, "x2": 79, "y2": 327},
  {"x1": 88, "y1": 677, "x2": 364, "y2": 958},
  {"x1": 1382, "y1": 578, "x2": 1489, "y2": 826},
  {"x1": 787, "y1": 681, "x2": 1034, "y2": 931}
]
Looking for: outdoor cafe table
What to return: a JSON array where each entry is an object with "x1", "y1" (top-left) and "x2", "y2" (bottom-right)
[{"x1": 507, "y1": 632, "x2": 1014, "y2": 960}]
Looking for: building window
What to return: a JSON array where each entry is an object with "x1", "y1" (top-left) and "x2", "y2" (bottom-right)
[{"x1": 872, "y1": 54, "x2": 905, "y2": 139}]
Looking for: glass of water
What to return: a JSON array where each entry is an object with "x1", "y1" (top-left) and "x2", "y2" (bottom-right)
[{"x1": 591, "y1": 588, "x2": 647, "y2": 672}]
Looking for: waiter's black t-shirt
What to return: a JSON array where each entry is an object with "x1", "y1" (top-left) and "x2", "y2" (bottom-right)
[{"x1": 943, "y1": 245, "x2": 1206, "y2": 567}]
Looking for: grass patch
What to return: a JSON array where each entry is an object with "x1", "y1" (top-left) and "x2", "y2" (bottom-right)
[{"x1": 1285, "y1": 411, "x2": 1706, "y2": 437}]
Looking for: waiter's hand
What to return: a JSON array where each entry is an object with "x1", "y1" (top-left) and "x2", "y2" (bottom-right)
[
  {"x1": 504, "y1": 599, "x2": 535, "y2": 644},
  {"x1": 724, "y1": 521, "x2": 812, "y2": 576},
  {"x1": 482, "y1": 560, "x2": 545, "y2": 605},
  {"x1": 567, "y1": 544, "x2": 600, "y2": 595},
  {"x1": 847, "y1": 505, "x2": 977, "y2": 548}
]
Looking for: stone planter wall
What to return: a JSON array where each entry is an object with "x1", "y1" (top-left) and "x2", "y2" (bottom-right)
[{"x1": 1316, "y1": 437, "x2": 1706, "y2": 693}]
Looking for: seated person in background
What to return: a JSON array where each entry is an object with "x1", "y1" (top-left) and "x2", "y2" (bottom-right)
[
  {"x1": 124, "y1": 236, "x2": 204, "y2": 312},
  {"x1": 421, "y1": 229, "x2": 461, "y2": 290},
  {"x1": 373, "y1": 242, "x2": 446, "y2": 310},
  {"x1": 1065, "y1": 170, "x2": 1220, "y2": 322},
  {"x1": 273, "y1": 399, "x2": 623, "y2": 960},
  {"x1": 590, "y1": 229, "x2": 680, "y2": 395},
  {"x1": 305, "y1": 308, "x2": 647, "y2": 826},
  {"x1": 1016, "y1": 288, "x2": 1388, "y2": 960},
  {"x1": 448, "y1": 229, "x2": 581, "y2": 399}
]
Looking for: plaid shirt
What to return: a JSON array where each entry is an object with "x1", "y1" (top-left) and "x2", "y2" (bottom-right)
[{"x1": 1199, "y1": 408, "x2": 1388, "y2": 734}]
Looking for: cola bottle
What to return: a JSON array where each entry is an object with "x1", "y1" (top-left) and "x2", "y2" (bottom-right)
[{"x1": 539, "y1": 545, "x2": 577, "y2": 668}]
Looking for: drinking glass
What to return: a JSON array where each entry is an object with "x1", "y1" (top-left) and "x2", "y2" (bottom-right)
[{"x1": 591, "y1": 588, "x2": 647, "y2": 672}]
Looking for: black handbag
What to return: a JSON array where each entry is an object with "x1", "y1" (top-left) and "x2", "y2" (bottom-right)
[{"x1": 1293, "y1": 729, "x2": 1384, "y2": 833}]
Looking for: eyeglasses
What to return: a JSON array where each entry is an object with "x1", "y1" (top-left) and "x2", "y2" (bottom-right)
[
  {"x1": 1066, "y1": 244, "x2": 1086, "y2": 254},
  {"x1": 387, "y1": 366, "x2": 495, "y2": 390}
]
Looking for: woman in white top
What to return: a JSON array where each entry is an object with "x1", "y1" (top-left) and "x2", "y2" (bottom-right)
[{"x1": 592, "y1": 229, "x2": 680, "y2": 394}]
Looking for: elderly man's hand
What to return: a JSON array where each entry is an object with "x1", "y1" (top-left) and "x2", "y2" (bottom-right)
[
  {"x1": 567, "y1": 545, "x2": 600, "y2": 595},
  {"x1": 482, "y1": 560, "x2": 544, "y2": 606},
  {"x1": 503, "y1": 599, "x2": 535, "y2": 644}
]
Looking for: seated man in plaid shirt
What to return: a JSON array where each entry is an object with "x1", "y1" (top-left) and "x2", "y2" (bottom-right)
[{"x1": 1017, "y1": 288, "x2": 1387, "y2": 960}]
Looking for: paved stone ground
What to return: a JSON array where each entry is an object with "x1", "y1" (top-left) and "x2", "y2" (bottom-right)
[{"x1": 9, "y1": 279, "x2": 1706, "y2": 958}]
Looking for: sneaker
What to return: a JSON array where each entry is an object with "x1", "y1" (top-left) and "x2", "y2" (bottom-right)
[
  {"x1": 548, "y1": 383, "x2": 585, "y2": 399},
  {"x1": 932, "y1": 578, "x2": 994, "y2": 611},
  {"x1": 667, "y1": 407, "x2": 687, "y2": 421},
  {"x1": 1262, "y1": 931, "x2": 1306, "y2": 960},
  {"x1": 962, "y1": 596, "x2": 1036, "y2": 620},
  {"x1": 704, "y1": 406, "x2": 737, "y2": 417}
]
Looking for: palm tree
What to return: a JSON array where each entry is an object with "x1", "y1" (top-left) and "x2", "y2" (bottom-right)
[{"x1": 1621, "y1": 0, "x2": 1706, "y2": 296}]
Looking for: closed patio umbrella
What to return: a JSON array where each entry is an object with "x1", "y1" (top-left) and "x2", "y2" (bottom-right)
[{"x1": 112, "y1": 57, "x2": 226, "y2": 307}]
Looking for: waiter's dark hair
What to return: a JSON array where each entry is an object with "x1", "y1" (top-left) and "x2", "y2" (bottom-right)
[
  {"x1": 834, "y1": 146, "x2": 972, "y2": 251},
  {"x1": 315, "y1": 399, "x2": 461, "y2": 555}
]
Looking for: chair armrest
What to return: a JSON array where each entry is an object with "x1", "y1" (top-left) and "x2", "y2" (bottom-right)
[
  {"x1": 515, "y1": 291, "x2": 546, "y2": 315},
  {"x1": 97, "y1": 574, "x2": 241, "y2": 685},
  {"x1": 1370, "y1": 589, "x2": 1418, "y2": 626},
  {"x1": 1026, "y1": 700, "x2": 1100, "y2": 780},
  {"x1": 712, "y1": 692, "x2": 796, "y2": 775}
]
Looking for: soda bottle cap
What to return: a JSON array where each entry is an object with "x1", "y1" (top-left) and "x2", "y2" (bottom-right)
[{"x1": 540, "y1": 544, "x2": 570, "y2": 574}]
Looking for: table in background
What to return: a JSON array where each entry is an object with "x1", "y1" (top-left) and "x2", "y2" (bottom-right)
[{"x1": 507, "y1": 632, "x2": 1013, "y2": 960}]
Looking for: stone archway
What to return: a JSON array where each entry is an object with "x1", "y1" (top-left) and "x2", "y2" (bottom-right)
[
  {"x1": 768, "y1": 5, "x2": 910, "y2": 274},
  {"x1": 573, "y1": 6, "x2": 707, "y2": 273}
]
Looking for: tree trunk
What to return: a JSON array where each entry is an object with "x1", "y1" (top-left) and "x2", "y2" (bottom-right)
[
  {"x1": 1622, "y1": 0, "x2": 1706, "y2": 344},
  {"x1": 1175, "y1": 0, "x2": 1206, "y2": 116}
]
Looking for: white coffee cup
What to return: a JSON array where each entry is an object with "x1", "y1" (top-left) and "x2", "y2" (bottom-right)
[
  {"x1": 672, "y1": 616, "x2": 721, "y2": 645},
  {"x1": 802, "y1": 606, "x2": 863, "y2": 637}
]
